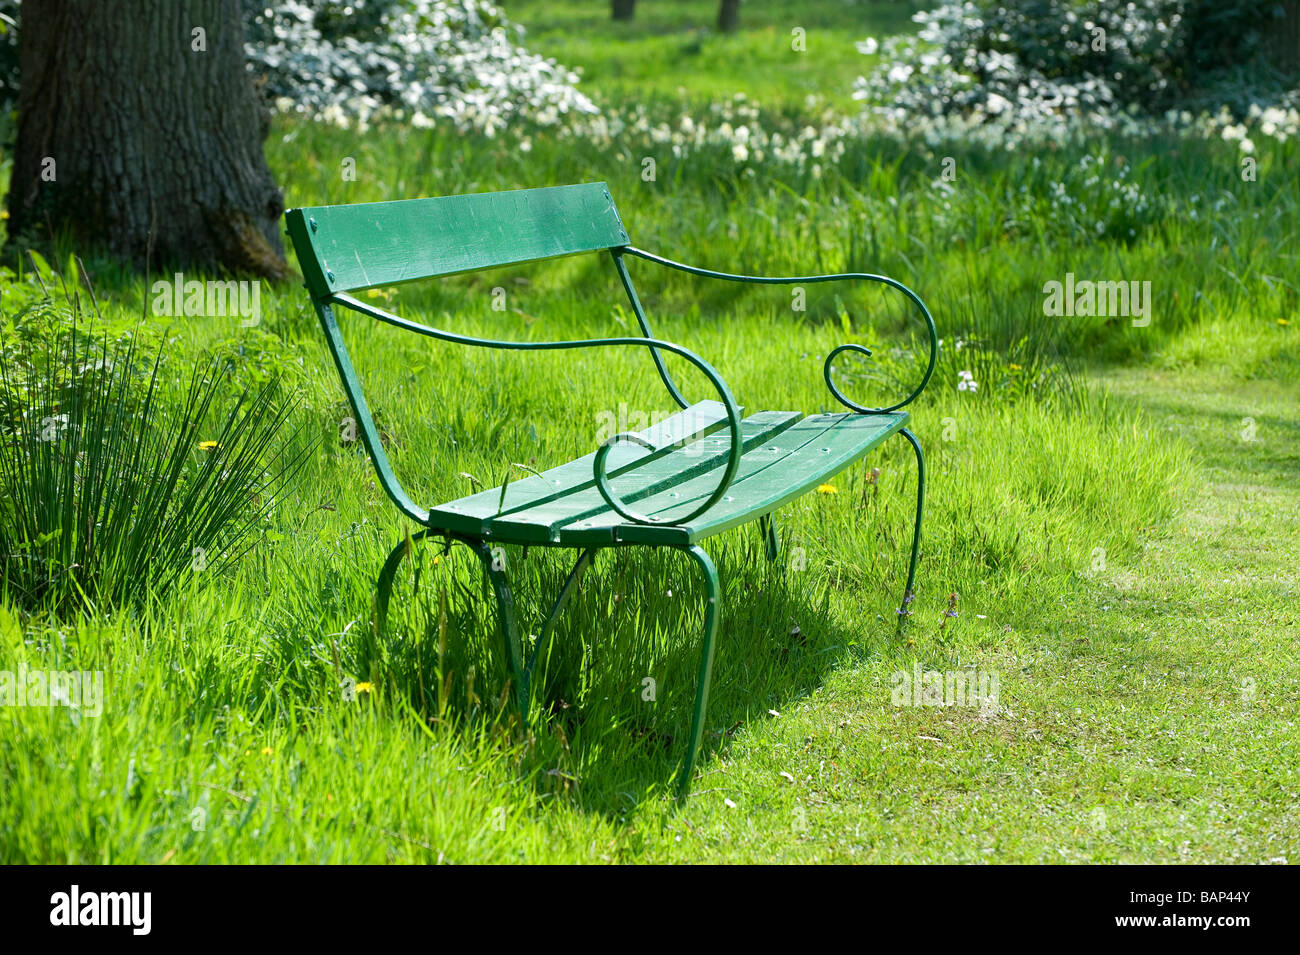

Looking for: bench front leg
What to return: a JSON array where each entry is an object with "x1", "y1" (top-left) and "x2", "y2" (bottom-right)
[{"x1": 675, "y1": 543, "x2": 722, "y2": 802}]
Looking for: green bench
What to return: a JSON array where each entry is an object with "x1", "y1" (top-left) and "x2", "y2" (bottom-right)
[{"x1": 284, "y1": 183, "x2": 936, "y2": 799}]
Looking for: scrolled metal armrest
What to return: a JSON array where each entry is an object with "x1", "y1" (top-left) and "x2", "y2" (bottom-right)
[
  {"x1": 329, "y1": 290, "x2": 743, "y2": 528},
  {"x1": 622, "y1": 247, "x2": 938, "y2": 415}
]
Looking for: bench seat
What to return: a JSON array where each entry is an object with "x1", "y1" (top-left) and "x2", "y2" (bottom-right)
[{"x1": 428, "y1": 400, "x2": 908, "y2": 547}]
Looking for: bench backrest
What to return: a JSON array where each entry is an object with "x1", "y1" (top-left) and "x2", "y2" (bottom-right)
[{"x1": 284, "y1": 182, "x2": 630, "y2": 299}]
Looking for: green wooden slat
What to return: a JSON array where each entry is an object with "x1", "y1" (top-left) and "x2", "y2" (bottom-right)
[
  {"x1": 286, "y1": 183, "x2": 629, "y2": 299},
  {"x1": 557, "y1": 412, "x2": 847, "y2": 541},
  {"x1": 486, "y1": 411, "x2": 802, "y2": 543},
  {"x1": 604, "y1": 411, "x2": 909, "y2": 546},
  {"x1": 426, "y1": 400, "x2": 733, "y2": 541}
]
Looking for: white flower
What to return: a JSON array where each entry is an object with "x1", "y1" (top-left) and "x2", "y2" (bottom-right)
[{"x1": 887, "y1": 64, "x2": 914, "y2": 84}]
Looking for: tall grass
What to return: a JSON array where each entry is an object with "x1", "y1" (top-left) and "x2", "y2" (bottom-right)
[{"x1": 0, "y1": 277, "x2": 309, "y2": 614}]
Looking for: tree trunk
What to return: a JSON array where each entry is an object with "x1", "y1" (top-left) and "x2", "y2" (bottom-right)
[
  {"x1": 611, "y1": 0, "x2": 635, "y2": 23},
  {"x1": 1267, "y1": 0, "x2": 1300, "y2": 80},
  {"x1": 6, "y1": 0, "x2": 289, "y2": 280},
  {"x1": 717, "y1": 0, "x2": 741, "y2": 33}
]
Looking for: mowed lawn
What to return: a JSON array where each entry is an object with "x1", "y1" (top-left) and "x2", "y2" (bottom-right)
[{"x1": 0, "y1": 2, "x2": 1295, "y2": 862}]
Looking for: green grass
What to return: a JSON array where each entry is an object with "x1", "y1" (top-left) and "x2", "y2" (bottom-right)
[
  {"x1": 509, "y1": 0, "x2": 926, "y2": 112},
  {"x1": 0, "y1": 1, "x2": 1297, "y2": 863}
]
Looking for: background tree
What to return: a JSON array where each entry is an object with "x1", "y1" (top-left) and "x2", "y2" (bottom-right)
[
  {"x1": 6, "y1": 0, "x2": 289, "y2": 279},
  {"x1": 717, "y1": 0, "x2": 740, "y2": 33},
  {"x1": 612, "y1": 0, "x2": 634, "y2": 23},
  {"x1": 1265, "y1": 0, "x2": 1300, "y2": 79}
]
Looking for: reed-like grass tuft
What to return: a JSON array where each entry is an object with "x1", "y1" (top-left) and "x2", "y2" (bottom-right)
[{"x1": 0, "y1": 279, "x2": 310, "y2": 614}]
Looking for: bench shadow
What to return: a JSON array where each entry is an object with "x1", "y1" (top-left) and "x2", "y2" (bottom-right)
[{"x1": 380, "y1": 527, "x2": 895, "y2": 820}]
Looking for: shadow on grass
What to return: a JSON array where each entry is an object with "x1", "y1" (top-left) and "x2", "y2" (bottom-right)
[
  {"x1": 374, "y1": 525, "x2": 891, "y2": 817},
  {"x1": 1110, "y1": 386, "x2": 1300, "y2": 489}
]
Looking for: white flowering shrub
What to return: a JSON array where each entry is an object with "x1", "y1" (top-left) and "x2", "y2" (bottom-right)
[
  {"x1": 853, "y1": 0, "x2": 1290, "y2": 144},
  {"x1": 244, "y1": 0, "x2": 597, "y2": 132}
]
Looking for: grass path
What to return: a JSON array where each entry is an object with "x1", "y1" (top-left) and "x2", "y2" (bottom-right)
[{"x1": 647, "y1": 369, "x2": 1297, "y2": 862}]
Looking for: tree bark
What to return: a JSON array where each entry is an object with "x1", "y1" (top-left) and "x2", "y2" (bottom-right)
[
  {"x1": 612, "y1": 0, "x2": 635, "y2": 23},
  {"x1": 6, "y1": 0, "x2": 289, "y2": 280},
  {"x1": 717, "y1": 0, "x2": 741, "y2": 33}
]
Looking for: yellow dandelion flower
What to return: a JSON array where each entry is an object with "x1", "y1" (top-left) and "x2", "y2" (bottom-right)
[
  {"x1": 198, "y1": 440, "x2": 219, "y2": 451},
  {"x1": 260, "y1": 746, "x2": 274, "y2": 756},
  {"x1": 816, "y1": 484, "x2": 838, "y2": 495},
  {"x1": 1279, "y1": 318, "x2": 1290, "y2": 326},
  {"x1": 355, "y1": 681, "x2": 374, "y2": 694},
  {"x1": 1009, "y1": 363, "x2": 1022, "y2": 370}
]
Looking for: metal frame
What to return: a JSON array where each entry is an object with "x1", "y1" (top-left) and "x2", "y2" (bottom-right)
[{"x1": 298, "y1": 221, "x2": 936, "y2": 801}]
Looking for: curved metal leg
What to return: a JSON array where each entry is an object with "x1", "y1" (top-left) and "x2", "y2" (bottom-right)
[
  {"x1": 675, "y1": 544, "x2": 722, "y2": 802},
  {"x1": 462, "y1": 537, "x2": 528, "y2": 722},
  {"x1": 897, "y1": 428, "x2": 925, "y2": 620},
  {"x1": 528, "y1": 547, "x2": 599, "y2": 710},
  {"x1": 758, "y1": 514, "x2": 779, "y2": 562},
  {"x1": 375, "y1": 527, "x2": 434, "y2": 636}
]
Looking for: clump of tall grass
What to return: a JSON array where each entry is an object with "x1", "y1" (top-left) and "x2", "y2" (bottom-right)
[{"x1": 0, "y1": 273, "x2": 309, "y2": 615}]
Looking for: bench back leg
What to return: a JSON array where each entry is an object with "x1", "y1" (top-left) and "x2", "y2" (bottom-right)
[
  {"x1": 529, "y1": 547, "x2": 600, "y2": 709},
  {"x1": 462, "y1": 537, "x2": 529, "y2": 723},
  {"x1": 675, "y1": 544, "x2": 722, "y2": 802},
  {"x1": 375, "y1": 527, "x2": 435, "y2": 637},
  {"x1": 758, "y1": 514, "x2": 780, "y2": 562}
]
